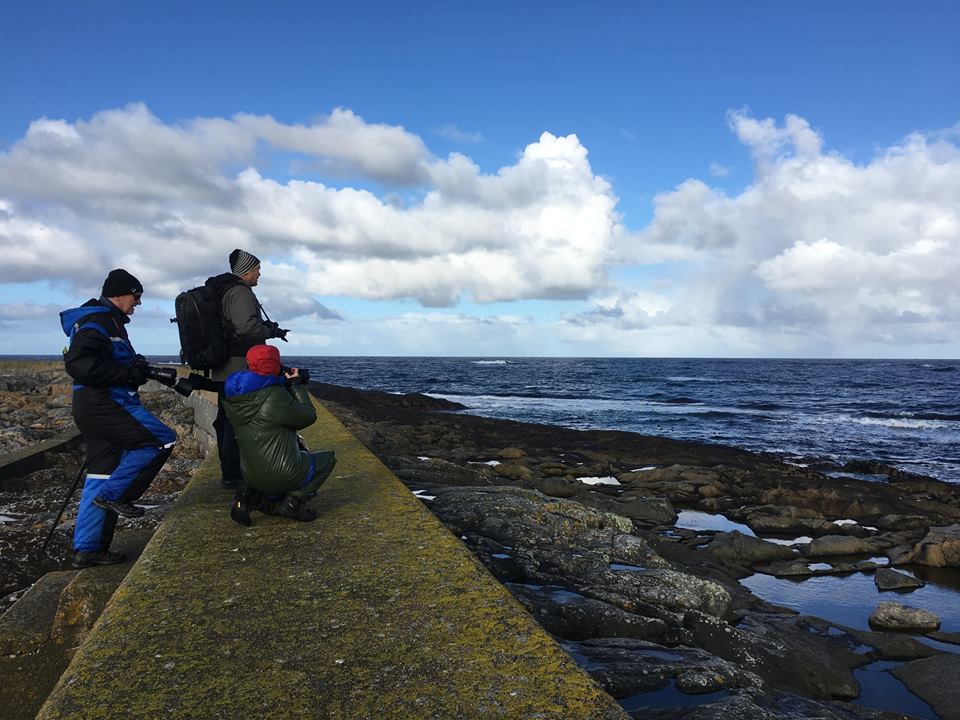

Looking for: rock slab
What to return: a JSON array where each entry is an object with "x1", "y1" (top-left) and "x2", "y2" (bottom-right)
[{"x1": 868, "y1": 601, "x2": 940, "y2": 632}]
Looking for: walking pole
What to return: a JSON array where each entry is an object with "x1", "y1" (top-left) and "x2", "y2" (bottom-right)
[{"x1": 40, "y1": 461, "x2": 87, "y2": 553}]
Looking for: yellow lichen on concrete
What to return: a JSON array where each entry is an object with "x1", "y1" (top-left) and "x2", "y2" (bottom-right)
[{"x1": 37, "y1": 397, "x2": 628, "y2": 719}]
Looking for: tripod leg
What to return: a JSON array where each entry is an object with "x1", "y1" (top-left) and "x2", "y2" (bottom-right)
[{"x1": 41, "y1": 462, "x2": 87, "y2": 554}]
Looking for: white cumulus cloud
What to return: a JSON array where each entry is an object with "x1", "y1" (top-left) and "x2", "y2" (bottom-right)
[{"x1": 0, "y1": 105, "x2": 621, "y2": 311}]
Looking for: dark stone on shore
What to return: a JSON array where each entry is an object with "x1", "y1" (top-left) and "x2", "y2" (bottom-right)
[
  {"x1": 892, "y1": 654, "x2": 960, "y2": 720},
  {"x1": 706, "y1": 531, "x2": 798, "y2": 573},
  {"x1": 806, "y1": 535, "x2": 890, "y2": 557},
  {"x1": 683, "y1": 613, "x2": 862, "y2": 700},
  {"x1": 873, "y1": 567, "x2": 924, "y2": 592},
  {"x1": 563, "y1": 636, "x2": 762, "y2": 699},
  {"x1": 844, "y1": 627, "x2": 940, "y2": 661},
  {"x1": 927, "y1": 630, "x2": 960, "y2": 646},
  {"x1": 507, "y1": 583, "x2": 683, "y2": 645}
]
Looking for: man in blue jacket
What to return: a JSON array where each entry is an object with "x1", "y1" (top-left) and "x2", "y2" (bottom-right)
[{"x1": 60, "y1": 269, "x2": 176, "y2": 568}]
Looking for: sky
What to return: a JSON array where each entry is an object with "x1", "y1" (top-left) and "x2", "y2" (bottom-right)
[{"x1": 1, "y1": 0, "x2": 959, "y2": 358}]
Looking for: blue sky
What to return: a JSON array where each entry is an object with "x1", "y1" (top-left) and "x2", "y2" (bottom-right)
[{"x1": 2, "y1": 1, "x2": 959, "y2": 357}]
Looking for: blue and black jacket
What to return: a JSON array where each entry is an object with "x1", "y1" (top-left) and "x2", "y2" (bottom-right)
[{"x1": 60, "y1": 298, "x2": 139, "y2": 389}]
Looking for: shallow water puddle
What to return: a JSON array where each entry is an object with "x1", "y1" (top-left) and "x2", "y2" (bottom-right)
[
  {"x1": 618, "y1": 684, "x2": 728, "y2": 713},
  {"x1": 741, "y1": 568, "x2": 960, "y2": 635},
  {"x1": 853, "y1": 661, "x2": 938, "y2": 719},
  {"x1": 675, "y1": 510, "x2": 755, "y2": 536}
]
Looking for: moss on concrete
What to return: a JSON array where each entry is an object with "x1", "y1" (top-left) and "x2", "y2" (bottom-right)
[{"x1": 38, "y1": 398, "x2": 628, "y2": 719}]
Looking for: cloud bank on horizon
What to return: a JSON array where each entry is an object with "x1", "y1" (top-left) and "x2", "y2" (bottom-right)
[{"x1": 1, "y1": 104, "x2": 957, "y2": 356}]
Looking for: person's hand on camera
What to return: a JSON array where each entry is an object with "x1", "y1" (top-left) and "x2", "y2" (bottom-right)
[
  {"x1": 283, "y1": 367, "x2": 300, "y2": 382},
  {"x1": 126, "y1": 356, "x2": 149, "y2": 388}
]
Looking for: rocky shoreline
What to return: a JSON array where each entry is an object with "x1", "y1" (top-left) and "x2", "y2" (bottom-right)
[
  {"x1": 308, "y1": 381, "x2": 960, "y2": 720},
  {"x1": 3, "y1": 369, "x2": 959, "y2": 719}
]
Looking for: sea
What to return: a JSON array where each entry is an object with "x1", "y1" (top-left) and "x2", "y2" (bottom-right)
[
  {"x1": 277, "y1": 357, "x2": 960, "y2": 485},
  {"x1": 22, "y1": 355, "x2": 960, "y2": 485}
]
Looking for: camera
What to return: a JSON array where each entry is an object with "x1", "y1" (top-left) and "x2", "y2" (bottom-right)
[
  {"x1": 145, "y1": 365, "x2": 195, "y2": 397},
  {"x1": 280, "y1": 366, "x2": 311, "y2": 384}
]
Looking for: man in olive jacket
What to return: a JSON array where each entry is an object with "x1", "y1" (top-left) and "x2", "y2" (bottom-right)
[
  {"x1": 223, "y1": 345, "x2": 335, "y2": 524},
  {"x1": 207, "y1": 249, "x2": 287, "y2": 488}
]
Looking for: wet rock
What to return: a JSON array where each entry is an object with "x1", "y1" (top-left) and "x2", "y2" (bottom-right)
[
  {"x1": 706, "y1": 531, "x2": 797, "y2": 569},
  {"x1": 868, "y1": 601, "x2": 940, "y2": 632},
  {"x1": 507, "y1": 583, "x2": 680, "y2": 644},
  {"x1": 494, "y1": 462, "x2": 535, "y2": 482},
  {"x1": 579, "y1": 491, "x2": 677, "y2": 526},
  {"x1": 736, "y1": 506, "x2": 830, "y2": 535},
  {"x1": 564, "y1": 636, "x2": 762, "y2": 699},
  {"x1": 806, "y1": 534, "x2": 879, "y2": 557},
  {"x1": 532, "y1": 476, "x2": 579, "y2": 498},
  {"x1": 927, "y1": 630, "x2": 960, "y2": 646},
  {"x1": 903, "y1": 524, "x2": 960, "y2": 567},
  {"x1": 498, "y1": 446, "x2": 526, "y2": 459},
  {"x1": 892, "y1": 654, "x2": 960, "y2": 720},
  {"x1": 845, "y1": 627, "x2": 940, "y2": 660},
  {"x1": 873, "y1": 567, "x2": 924, "y2": 591},
  {"x1": 684, "y1": 613, "x2": 861, "y2": 700}
]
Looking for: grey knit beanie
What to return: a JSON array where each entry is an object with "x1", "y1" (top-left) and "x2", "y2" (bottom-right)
[{"x1": 229, "y1": 249, "x2": 260, "y2": 276}]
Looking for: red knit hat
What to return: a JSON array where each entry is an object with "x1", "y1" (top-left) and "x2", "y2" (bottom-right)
[{"x1": 246, "y1": 345, "x2": 281, "y2": 376}]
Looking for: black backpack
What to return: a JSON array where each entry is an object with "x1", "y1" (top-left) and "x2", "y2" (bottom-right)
[{"x1": 173, "y1": 284, "x2": 229, "y2": 370}]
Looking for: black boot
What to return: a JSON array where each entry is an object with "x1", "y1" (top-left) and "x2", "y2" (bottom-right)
[
  {"x1": 93, "y1": 496, "x2": 144, "y2": 518},
  {"x1": 274, "y1": 496, "x2": 317, "y2": 522},
  {"x1": 230, "y1": 486, "x2": 253, "y2": 526},
  {"x1": 72, "y1": 549, "x2": 127, "y2": 568}
]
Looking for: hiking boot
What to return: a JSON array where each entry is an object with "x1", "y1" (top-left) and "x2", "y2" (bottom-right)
[
  {"x1": 274, "y1": 496, "x2": 317, "y2": 522},
  {"x1": 230, "y1": 486, "x2": 253, "y2": 526},
  {"x1": 72, "y1": 550, "x2": 127, "y2": 568},
  {"x1": 93, "y1": 496, "x2": 145, "y2": 518}
]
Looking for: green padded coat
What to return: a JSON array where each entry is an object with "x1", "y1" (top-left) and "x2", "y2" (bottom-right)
[{"x1": 222, "y1": 371, "x2": 317, "y2": 495}]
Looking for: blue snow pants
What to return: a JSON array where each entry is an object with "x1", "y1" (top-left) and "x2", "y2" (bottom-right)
[{"x1": 72, "y1": 386, "x2": 176, "y2": 552}]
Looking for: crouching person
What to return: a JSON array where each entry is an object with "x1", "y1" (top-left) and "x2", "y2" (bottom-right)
[{"x1": 223, "y1": 345, "x2": 335, "y2": 525}]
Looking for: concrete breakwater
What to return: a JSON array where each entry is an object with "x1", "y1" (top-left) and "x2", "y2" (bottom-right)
[{"x1": 28, "y1": 382, "x2": 624, "y2": 718}]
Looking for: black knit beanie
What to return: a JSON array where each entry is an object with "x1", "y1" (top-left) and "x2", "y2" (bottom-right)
[
  {"x1": 229, "y1": 249, "x2": 260, "y2": 276},
  {"x1": 102, "y1": 269, "x2": 143, "y2": 297}
]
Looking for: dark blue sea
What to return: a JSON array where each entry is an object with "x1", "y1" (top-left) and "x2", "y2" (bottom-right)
[
  {"x1": 273, "y1": 357, "x2": 959, "y2": 485},
  {"x1": 31, "y1": 355, "x2": 956, "y2": 485}
]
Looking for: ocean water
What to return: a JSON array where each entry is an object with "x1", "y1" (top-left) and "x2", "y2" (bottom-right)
[
  {"x1": 263, "y1": 357, "x2": 960, "y2": 485},
  {"x1": 80, "y1": 355, "x2": 956, "y2": 485}
]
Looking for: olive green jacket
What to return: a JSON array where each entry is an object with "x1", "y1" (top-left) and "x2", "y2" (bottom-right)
[{"x1": 222, "y1": 372, "x2": 317, "y2": 495}]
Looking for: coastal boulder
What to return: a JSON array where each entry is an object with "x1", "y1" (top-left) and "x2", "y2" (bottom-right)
[
  {"x1": 874, "y1": 568, "x2": 924, "y2": 592},
  {"x1": 806, "y1": 534, "x2": 878, "y2": 557},
  {"x1": 868, "y1": 601, "x2": 940, "y2": 633},
  {"x1": 706, "y1": 531, "x2": 797, "y2": 568},
  {"x1": 906, "y1": 524, "x2": 960, "y2": 567}
]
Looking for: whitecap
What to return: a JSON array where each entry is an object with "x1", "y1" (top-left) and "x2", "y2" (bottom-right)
[
  {"x1": 471, "y1": 360, "x2": 509, "y2": 365},
  {"x1": 852, "y1": 416, "x2": 945, "y2": 430}
]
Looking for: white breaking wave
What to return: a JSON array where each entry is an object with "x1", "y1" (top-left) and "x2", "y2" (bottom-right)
[
  {"x1": 852, "y1": 416, "x2": 946, "y2": 430},
  {"x1": 471, "y1": 360, "x2": 509, "y2": 365}
]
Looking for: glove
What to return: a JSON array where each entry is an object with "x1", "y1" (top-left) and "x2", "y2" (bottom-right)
[
  {"x1": 126, "y1": 357, "x2": 150, "y2": 388},
  {"x1": 276, "y1": 327, "x2": 289, "y2": 342}
]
